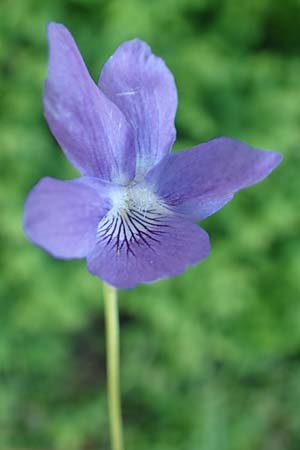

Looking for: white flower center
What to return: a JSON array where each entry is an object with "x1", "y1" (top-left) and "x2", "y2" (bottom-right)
[{"x1": 97, "y1": 185, "x2": 170, "y2": 256}]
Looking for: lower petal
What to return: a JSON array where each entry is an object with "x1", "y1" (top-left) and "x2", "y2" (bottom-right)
[
  {"x1": 86, "y1": 214, "x2": 210, "y2": 288},
  {"x1": 23, "y1": 177, "x2": 112, "y2": 259}
]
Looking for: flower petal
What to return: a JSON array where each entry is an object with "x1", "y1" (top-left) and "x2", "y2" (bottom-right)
[
  {"x1": 98, "y1": 39, "x2": 178, "y2": 178},
  {"x1": 44, "y1": 23, "x2": 135, "y2": 184},
  {"x1": 86, "y1": 214, "x2": 210, "y2": 289},
  {"x1": 144, "y1": 137, "x2": 283, "y2": 220},
  {"x1": 23, "y1": 177, "x2": 113, "y2": 259}
]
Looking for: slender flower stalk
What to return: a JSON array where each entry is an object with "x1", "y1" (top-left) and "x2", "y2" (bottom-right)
[{"x1": 103, "y1": 283, "x2": 124, "y2": 450}]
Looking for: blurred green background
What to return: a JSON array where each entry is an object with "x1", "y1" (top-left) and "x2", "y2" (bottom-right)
[{"x1": 0, "y1": 0, "x2": 299, "y2": 448}]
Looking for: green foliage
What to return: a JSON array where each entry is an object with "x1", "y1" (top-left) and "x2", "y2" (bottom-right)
[{"x1": 0, "y1": 0, "x2": 299, "y2": 448}]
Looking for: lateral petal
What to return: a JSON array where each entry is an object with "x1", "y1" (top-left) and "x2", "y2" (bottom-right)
[
  {"x1": 144, "y1": 137, "x2": 283, "y2": 220},
  {"x1": 23, "y1": 176, "x2": 113, "y2": 259}
]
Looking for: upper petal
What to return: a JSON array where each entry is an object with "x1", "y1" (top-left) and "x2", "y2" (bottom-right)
[
  {"x1": 23, "y1": 176, "x2": 113, "y2": 259},
  {"x1": 87, "y1": 213, "x2": 210, "y2": 289},
  {"x1": 44, "y1": 23, "x2": 135, "y2": 184},
  {"x1": 98, "y1": 39, "x2": 178, "y2": 178},
  {"x1": 144, "y1": 137, "x2": 283, "y2": 220}
]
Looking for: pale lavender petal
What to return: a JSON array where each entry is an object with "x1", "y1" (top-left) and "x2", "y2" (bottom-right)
[
  {"x1": 144, "y1": 137, "x2": 283, "y2": 220},
  {"x1": 44, "y1": 23, "x2": 135, "y2": 184},
  {"x1": 99, "y1": 39, "x2": 178, "y2": 178},
  {"x1": 23, "y1": 177, "x2": 113, "y2": 259},
  {"x1": 86, "y1": 215, "x2": 210, "y2": 289}
]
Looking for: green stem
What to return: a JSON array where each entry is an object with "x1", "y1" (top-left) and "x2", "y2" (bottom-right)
[{"x1": 103, "y1": 282, "x2": 124, "y2": 450}]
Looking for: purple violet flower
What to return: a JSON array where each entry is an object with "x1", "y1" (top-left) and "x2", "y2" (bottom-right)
[{"x1": 23, "y1": 23, "x2": 282, "y2": 289}]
